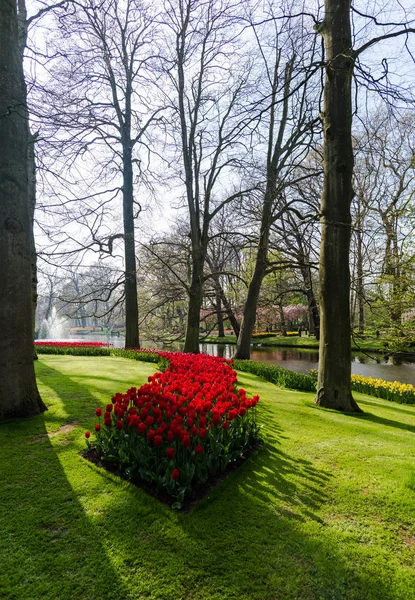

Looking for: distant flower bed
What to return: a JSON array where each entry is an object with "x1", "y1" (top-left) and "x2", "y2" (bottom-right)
[
  {"x1": 35, "y1": 341, "x2": 112, "y2": 356},
  {"x1": 275, "y1": 331, "x2": 299, "y2": 337},
  {"x1": 35, "y1": 341, "x2": 109, "y2": 347},
  {"x1": 252, "y1": 332, "x2": 276, "y2": 339},
  {"x1": 86, "y1": 352, "x2": 260, "y2": 508},
  {"x1": 351, "y1": 374, "x2": 415, "y2": 405}
]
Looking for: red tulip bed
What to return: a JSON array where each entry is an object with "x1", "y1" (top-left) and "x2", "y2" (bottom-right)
[
  {"x1": 35, "y1": 341, "x2": 109, "y2": 346},
  {"x1": 35, "y1": 341, "x2": 112, "y2": 355},
  {"x1": 85, "y1": 351, "x2": 260, "y2": 509}
]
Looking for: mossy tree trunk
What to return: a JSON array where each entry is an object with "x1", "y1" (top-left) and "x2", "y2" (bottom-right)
[
  {"x1": 315, "y1": 0, "x2": 362, "y2": 412},
  {"x1": 0, "y1": 0, "x2": 46, "y2": 419}
]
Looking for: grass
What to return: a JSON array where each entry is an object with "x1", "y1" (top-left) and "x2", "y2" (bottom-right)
[{"x1": 1, "y1": 354, "x2": 414, "y2": 600}]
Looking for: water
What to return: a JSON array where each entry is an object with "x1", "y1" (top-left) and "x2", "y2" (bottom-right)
[
  {"x1": 208, "y1": 344, "x2": 415, "y2": 385},
  {"x1": 38, "y1": 335, "x2": 415, "y2": 385}
]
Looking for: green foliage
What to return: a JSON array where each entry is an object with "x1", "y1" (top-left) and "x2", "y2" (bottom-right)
[
  {"x1": 233, "y1": 359, "x2": 316, "y2": 392},
  {"x1": 110, "y1": 348, "x2": 160, "y2": 363},
  {"x1": 35, "y1": 345, "x2": 111, "y2": 356}
]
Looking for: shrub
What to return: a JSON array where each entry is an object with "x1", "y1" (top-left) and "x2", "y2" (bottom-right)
[
  {"x1": 110, "y1": 348, "x2": 161, "y2": 364},
  {"x1": 233, "y1": 359, "x2": 316, "y2": 392},
  {"x1": 35, "y1": 341, "x2": 111, "y2": 356},
  {"x1": 87, "y1": 352, "x2": 260, "y2": 508},
  {"x1": 35, "y1": 343, "x2": 161, "y2": 362}
]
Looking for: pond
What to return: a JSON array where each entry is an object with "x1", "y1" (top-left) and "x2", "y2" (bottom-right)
[
  {"x1": 40, "y1": 335, "x2": 415, "y2": 385},
  {"x1": 198, "y1": 343, "x2": 415, "y2": 385}
]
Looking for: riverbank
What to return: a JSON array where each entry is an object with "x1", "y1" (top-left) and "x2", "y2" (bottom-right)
[{"x1": 203, "y1": 333, "x2": 415, "y2": 357}]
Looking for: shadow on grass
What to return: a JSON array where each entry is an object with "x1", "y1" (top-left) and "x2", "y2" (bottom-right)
[
  {"x1": 347, "y1": 409, "x2": 415, "y2": 434},
  {"x1": 23, "y1": 357, "x2": 401, "y2": 600},
  {"x1": 0, "y1": 413, "x2": 129, "y2": 600},
  {"x1": 356, "y1": 396, "x2": 415, "y2": 417},
  {"x1": 94, "y1": 431, "x2": 396, "y2": 600}
]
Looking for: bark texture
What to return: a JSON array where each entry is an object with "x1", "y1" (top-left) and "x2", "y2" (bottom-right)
[
  {"x1": 0, "y1": 0, "x2": 46, "y2": 419},
  {"x1": 123, "y1": 145, "x2": 140, "y2": 348},
  {"x1": 316, "y1": 0, "x2": 362, "y2": 412}
]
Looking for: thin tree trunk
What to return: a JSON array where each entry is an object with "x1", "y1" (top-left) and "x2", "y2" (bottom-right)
[
  {"x1": 315, "y1": 0, "x2": 362, "y2": 412},
  {"x1": 184, "y1": 251, "x2": 204, "y2": 353},
  {"x1": 235, "y1": 190, "x2": 273, "y2": 359},
  {"x1": 28, "y1": 132, "x2": 38, "y2": 358},
  {"x1": 219, "y1": 286, "x2": 240, "y2": 338},
  {"x1": 278, "y1": 301, "x2": 287, "y2": 336},
  {"x1": 356, "y1": 226, "x2": 365, "y2": 334},
  {"x1": 123, "y1": 145, "x2": 140, "y2": 348},
  {"x1": 0, "y1": 0, "x2": 46, "y2": 419},
  {"x1": 215, "y1": 286, "x2": 225, "y2": 338},
  {"x1": 296, "y1": 235, "x2": 320, "y2": 339}
]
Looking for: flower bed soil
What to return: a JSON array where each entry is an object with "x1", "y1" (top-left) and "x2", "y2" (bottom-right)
[{"x1": 81, "y1": 440, "x2": 263, "y2": 513}]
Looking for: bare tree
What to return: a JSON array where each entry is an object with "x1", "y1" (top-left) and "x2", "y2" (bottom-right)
[
  {"x1": 160, "y1": 0, "x2": 256, "y2": 353},
  {"x1": 32, "y1": 0, "x2": 163, "y2": 348},
  {"x1": 353, "y1": 111, "x2": 415, "y2": 333},
  {"x1": 234, "y1": 6, "x2": 321, "y2": 359}
]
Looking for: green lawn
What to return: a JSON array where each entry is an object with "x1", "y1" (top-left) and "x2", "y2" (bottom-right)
[{"x1": 1, "y1": 355, "x2": 414, "y2": 600}]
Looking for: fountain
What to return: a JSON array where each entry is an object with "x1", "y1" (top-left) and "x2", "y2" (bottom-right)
[{"x1": 38, "y1": 307, "x2": 65, "y2": 340}]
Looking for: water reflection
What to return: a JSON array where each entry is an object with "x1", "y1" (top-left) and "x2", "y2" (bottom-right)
[{"x1": 202, "y1": 344, "x2": 415, "y2": 385}]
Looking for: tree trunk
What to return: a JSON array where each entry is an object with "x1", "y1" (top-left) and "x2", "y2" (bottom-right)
[
  {"x1": 315, "y1": 0, "x2": 362, "y2": 412},
  {"x1": 235, "y1": 190, "x2": 273, "y2": 359},
  {"x1": 356, "y1": 224, "x2": 365, "y2": 334},
  {"x1": 296, "y1": 235, "x2": 320, "y2": 339},
  {"x1": 123, "y1": 145, "x2": 140, "y2": 349},
  {"x1": 0, "y1": 0, "x2": 46, "y2": 419},
  {"x1": 307, "y1": 291, "x2": 320, "y2": 340},
  {"x1": 219, "y1": 286, "x2": 240, "y2": 338},
  {"x1": 278, "y1": 301, "x2": 287, "y2": 336},
  {"x1": 215, "y1": 285, "x2": 225, "y2": 337},
  {"x1": 184, "y1": 251, "x2": 204, "y2": 353},
  {"x1": 28, "y1": 132, "x2": 38, "y2": 358}
]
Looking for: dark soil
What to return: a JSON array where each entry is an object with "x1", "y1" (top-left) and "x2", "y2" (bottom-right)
[{"x1": 81, "y1": 440, "x2": 264, "y2": 513}]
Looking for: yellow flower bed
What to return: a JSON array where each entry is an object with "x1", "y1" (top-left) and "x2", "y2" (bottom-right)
[
  {"x1": 351, "y1": 374, "x2": 415, "y2": 405},
  {"x1": 307, "y1": 370, "x2": 415, "y2": 405}
]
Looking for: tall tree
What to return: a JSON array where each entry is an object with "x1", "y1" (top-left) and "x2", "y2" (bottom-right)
[
  {"x1": 315, "y1": 0, "x2": 415, "y2": 411},
  {"x1": 315, "y1": 0, "x2": 362, "y2": 411},
  {"x1": 34, "y1": 0, "x2": 162, "y2": 348},
  {"x1": 353, "y1": 112, "x2": 415, "y2": 333},
  {"x1": 161, "y1": 0, "x2": 254, "y2": 353},
  {"x1": 234, "y1": 7, "x2": 320, "y2": 359},
  {"x1": 0, "y1": 0, "x2": 46, "y2": 419}
]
